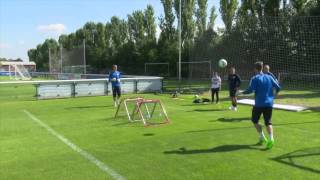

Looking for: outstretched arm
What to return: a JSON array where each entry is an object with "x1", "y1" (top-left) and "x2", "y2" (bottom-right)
[
  {"x1": 242, "y1": 78, "x2": 255, "y2": 95},
  {"x1": 272, "y1": 77, "x2": 281, "y2": 94}
]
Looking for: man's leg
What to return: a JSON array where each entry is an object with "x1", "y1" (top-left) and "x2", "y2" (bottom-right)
[
  {"x1": 232, "y1": 97, "x2": 237, "y2": 107},
  {"x1": 232, "y1": 97, "x2": 238, "y2": 111},
  {"x1": 112, "y1": 87, "x2": 117, "y2": 107},
  {"x1": 216, "y1": 90, "x2": 219, "y2": 104},
  {"x1": 116, "y1": 87, "x2": 121, "y2": 105},
  {"x1": 211, "y1": 89, "x2": 214, "y2": 103},
  {"x1": 266, "y1": 125, "x2": 273, "y2": 141},
  {"x1": 252, "y1": 107, "x2": 267, "y2": 144},
  {"x1": 264, "y1": 107, "x2": 274, "y2": 149}
]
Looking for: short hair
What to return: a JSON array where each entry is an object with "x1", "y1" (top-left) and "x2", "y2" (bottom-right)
[{"x1": 254, "y1": 62, "x2": 263, "y2": 71}]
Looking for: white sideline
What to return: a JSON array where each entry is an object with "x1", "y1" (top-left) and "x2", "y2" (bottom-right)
[{"x1": 23, "y1": 110, "x2": 125, "y2": 180}]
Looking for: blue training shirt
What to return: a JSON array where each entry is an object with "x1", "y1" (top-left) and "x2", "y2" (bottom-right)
[
  {"x1": 108, "y1": 71, "x2": 121, "y2": 87},
  {"x1": 243, "y1": 73, "x2": 281, "y2": 107},
  {"x1": 265, "y1": 72, "x2": 278, "y2": 83}
]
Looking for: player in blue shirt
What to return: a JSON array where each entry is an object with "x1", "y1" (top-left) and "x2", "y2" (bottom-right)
[
  {"x1": 109, "y1": 65, "x2": 121, "y2": 107},
  {"x1": 240, "y1": 62, "x2": 281, "y2": 149}
]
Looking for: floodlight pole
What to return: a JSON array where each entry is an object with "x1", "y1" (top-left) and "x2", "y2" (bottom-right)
[
  {"x1": 83, "y1": 39, "x2": 86, "y2": 74},
  {"x1": 178, "y1": 0, "x2": 182, "y2": 89},
  {"x1": 60, "y1": 46, "x2": 63, "y2": 73},
  {"x1": 48, "y1": 48, "x2": 51, "y2": 73}
]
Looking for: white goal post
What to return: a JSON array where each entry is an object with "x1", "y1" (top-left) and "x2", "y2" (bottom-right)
[
  {"x1": 177, "y1": 61, "x2": 212, "y2": 79},
  {"x1": 8, "y1": 64, "x2": 32, "y2": 80}
]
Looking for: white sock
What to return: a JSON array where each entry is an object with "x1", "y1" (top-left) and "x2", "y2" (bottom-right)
[
  {"x1": 269, "y1": 133, "x2": 274, "y2": 141},
  {"x1": 259, "y1": 131, "x2": 266, "y2": 140}
]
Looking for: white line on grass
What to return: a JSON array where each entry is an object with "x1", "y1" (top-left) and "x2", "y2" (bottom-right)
[{"x1": 23, "y1": 110, "x2": 126, "y2": 180}]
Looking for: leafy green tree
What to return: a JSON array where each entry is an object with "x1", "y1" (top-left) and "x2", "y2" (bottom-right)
[
  {"x1": 220, "y1": 0, "x2": 238, "y2": 33},
  {"x1": 159, "y1": 0, "x2": 176, "y2": 41},
  {"x1": 28, "y1": 39, "x2": 58, "y2": 71},
  {"x1": 265, "y1": 0, "x2": 281, "y2": 16},
  {"x1": 144, "y1": 5, "x2": 157, "y2": 42},
  {"x1": 174, "y1": 0, "x2": 196, "y2": 48},
  {"x1": 195, "y1": 0, "x2": 208, "y2": 37},
  {"x1": 208, "y1": 5, "x2": 218, "y2": 31}
]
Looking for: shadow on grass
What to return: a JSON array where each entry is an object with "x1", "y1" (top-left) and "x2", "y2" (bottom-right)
[
  {"x1": 164, "y1": 144, "x2": 260, "y2": 155},
  {"x1": 143, "y1": 133, "x2": 155, "y2": 136},
  {"x1": 66, "y1": 105, "x2": 113, "y2": 109},
  {"x1": 189, "y1": 109, "x2": 226, "y2": 112},
  {"x1": 309, "y1": 106, "x2": 320, "y2": 112},
  {"x1": 216, "y1": 117, "x2": 250, "y2": 122},
  {"x1": 277, "y1": 91, "x2": 320, "y2": 100},
  {"x1": 271, "y1": 147, "x2": 320, "y2": 174},
  {"x1": 187, "y1": 120, "x2": 320, "y2": 133}
]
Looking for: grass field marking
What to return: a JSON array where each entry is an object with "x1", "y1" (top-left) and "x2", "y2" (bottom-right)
[{"x1": 22, "y1": 110, "x2": 126, "y2": 180}]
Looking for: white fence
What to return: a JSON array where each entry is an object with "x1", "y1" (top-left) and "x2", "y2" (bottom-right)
[{"x1": 0, "y1": 77, "x2": 163, "y2": 99}]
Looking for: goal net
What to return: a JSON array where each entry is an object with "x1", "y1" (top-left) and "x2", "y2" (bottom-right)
[
  {"x1": 145, "y1": 62, "x2": 170, "y2": 77},
  {"x1": 178, "y1": 61, "x2": 212, "y2": 79},
  {"x1": 9, "y1": 64, "x2": 32, "y2": 80},
  {"x1": 188, "y1": 15, "x2": 320, "y2": 89},
  {"x1": 49, "y1": 45, "x2": 86, "y2": 74},
  {"x1": 114, "y1": 97, "x2": 170, "y2": 126}
]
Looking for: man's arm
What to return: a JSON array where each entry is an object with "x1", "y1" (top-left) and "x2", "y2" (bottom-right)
[
  {"x1": 242, "y1": 77, "x2": 255, "y2": 94},
  {"x1": 236, "y1": 75, "x2": 242, "y2": 88},
  {"x1": 108, "y1": 72, "x2": 112, "y2": 81},
  {"x1": 272, "y1": 77, "x2": 281, "y2": 94}
]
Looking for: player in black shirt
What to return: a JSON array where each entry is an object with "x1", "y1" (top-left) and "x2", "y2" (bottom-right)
[{"x1": 228, "y1": 67, "x2": 241, "y2": 111}]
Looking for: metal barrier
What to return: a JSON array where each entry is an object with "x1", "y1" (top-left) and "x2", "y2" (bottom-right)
[{"x1": 0, "y1": 77, "x2": 163, "y2": 99}]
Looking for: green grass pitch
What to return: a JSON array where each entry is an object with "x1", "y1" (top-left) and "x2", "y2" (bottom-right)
[{"x1": 1, "y1": 90, "x2": 320, "y2": 179}]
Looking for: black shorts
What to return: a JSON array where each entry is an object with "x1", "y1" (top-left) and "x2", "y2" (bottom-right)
[
  {"x1": 229, "y1": 89, "x2": 237, "y2": 97},
  {"x1": 251, "y1": 106, "x2": 273, "y2": 126},
  {"x1": 211, "y1": 88, "x2": 220, "y2": 93},
  {"x1": 112, "y1": 86, "x2": 121, "y2": 98}
]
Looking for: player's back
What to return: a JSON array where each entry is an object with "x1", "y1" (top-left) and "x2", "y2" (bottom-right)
[{"x1": 253, "y1": 73, "x2": 276, "y2": 107}]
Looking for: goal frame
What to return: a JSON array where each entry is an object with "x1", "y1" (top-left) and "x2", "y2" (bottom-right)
[
  {"x1": 144, "y1": 62, "x2": 170, "y2": 77},
  {"x1": 8, "y1": 64, "x2": 32, "y2": 80},
  {"x1": 177, "y1": 61, "x2": 212, "y2": 79},
  {"x1": 114, "y1": 97, "x2": 170, "y2": 126}
]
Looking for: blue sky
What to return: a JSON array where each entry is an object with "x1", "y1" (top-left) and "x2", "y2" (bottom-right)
[{"x1": 0, "y1": 0, "x2": 223, "y2": 61}]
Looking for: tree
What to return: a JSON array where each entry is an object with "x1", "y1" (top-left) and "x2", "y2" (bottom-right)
[
  {"x1": 174, "y1": 0, "x2": 196, "y2": 49},
  {"x1": 144, "y1": 5, "x2": 157, "y2": 42},
  {"x1": 265, "y1": 0, "x2": 281, "y2": 16},
  {"x1": 159, "y1": 0, "x2": 176, "y2": 41},
  {"x1": 195, "y1": 0, "x2": 208, "y2": 37},
  {"x1": 28, "y1": 39, "x2": 58, "y2": 71},
  {"x1": 290, "y1": 0, "x2": 307, "y2": 13},
  {"x1": 208, "y1": 5, "x2": 218, "y2": 31},
  {"x1": 220, "y1": 0, "x2": 238, "y2": 33}
]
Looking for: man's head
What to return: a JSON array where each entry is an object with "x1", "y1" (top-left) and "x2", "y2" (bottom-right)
[
  {"x1": 263, "y1": 64, "x2": 270, "y2": 73},
  {"x1": 229, "y1": 67, "x2": 235, "y2": 74},
  {"x1": 254, "y1": 61, "x2": 263, "y2": 73},
  {"x1": 112, "y1": 64, "x2": 118, "y2": 71}
]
